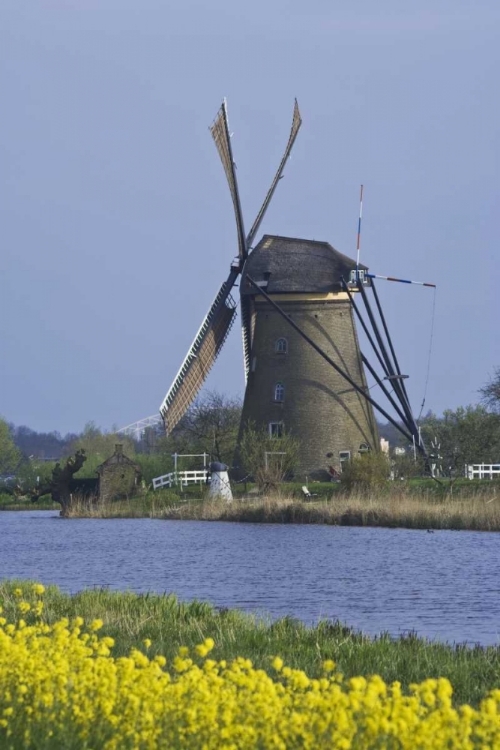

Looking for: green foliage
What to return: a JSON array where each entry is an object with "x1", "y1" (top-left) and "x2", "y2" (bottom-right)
[
  {"x1": 420, "y1": 406, "x2": 500, "y2": 474},
  {"x1": 391, "y1": 453, "x2": 426, "y2": 480},
  {"x1": 68, "y1": 423, "x2": 136, "y2": 478},
  {"x1": 134, "y1": 454, "x2": 174, "y2": 485},
  {"x1": 15, "y1": 460, "x2": 57, "y2": 493},
  {"x1": 0, "y1": 418, "x2": 21, "y2": 476},
  {"x1": 340, "y1": 451, "x2": 390, "y2": 490},
  {"x1": 239, "y1": 422, "x2": 300, "y2": 490}
]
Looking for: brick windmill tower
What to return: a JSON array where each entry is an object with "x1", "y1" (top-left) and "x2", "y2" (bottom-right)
[
  {"x1": 159, "y1": 101, "x2": 430, "y2": 479},
  {"x1": 238, "y1": 235, "x2": 378, "y2": 478}
]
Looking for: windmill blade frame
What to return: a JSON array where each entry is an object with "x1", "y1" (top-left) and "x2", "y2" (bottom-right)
[
  {"x1": 159, "y1": 269, "x2": 238, "y2": 433},
  {"x1": 246, "y1": 99, "x2": 302, "y2": 249},
  {"x1": 210, "y1": 101, "x2": 248, "y2": 261},
  {"x1": 160, "y1": 99, "x2": 303, "y2": 429},
  {"x1": 237, "y1": 99, "x2": 302, "y2": 379}
]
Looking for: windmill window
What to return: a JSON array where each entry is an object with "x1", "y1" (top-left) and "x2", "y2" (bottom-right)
[
  {"x1": 275, "y1": 338, "x2": 288, "y2": 354},
  {"x1": 274, "y1": 382, "x2": 285, "y2": 402},
  {"x1": 359, "y1": 443, "x2": 370, "y2": 454},
  {"x1": 269, "y1": 422, "x2": 284, "y2": 438},
  {"x1": 339, "y1": 451, "x2": 351, "y2": 472}
]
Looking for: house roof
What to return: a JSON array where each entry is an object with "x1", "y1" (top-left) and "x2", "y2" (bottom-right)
[
  {"x1": 96, "y1": 445, "x2": 141, "y2": 475},
  {"x1": 241, "y1": 235, "x2": 367, "y2": 295}
]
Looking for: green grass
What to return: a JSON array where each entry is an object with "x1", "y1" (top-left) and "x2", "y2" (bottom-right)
[
  {"x1": 1, "y1": 580, "x2": 499, "y2": 708},
  {"x1": 0, "y1": 493, "x2": 58, "y2": 511}
]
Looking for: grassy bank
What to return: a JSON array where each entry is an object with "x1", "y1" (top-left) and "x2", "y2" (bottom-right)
[
  {"x1": 0, "y1": 493, "x2": 58, "y2": 511},
  {"x1": 79, "y1": 481, "x2": 500, "y2": 532},
  {"x1": 159, "y1": 486, "x2": 500, "y2": 530},
  {"x1": 7, "y1": 481, "x2": 500, "y2": 532},
  {"x1": 1, "y1": 579, "x2": 500, "y2": 710}
]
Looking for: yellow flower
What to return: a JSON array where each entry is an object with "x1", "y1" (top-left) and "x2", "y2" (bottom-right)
[
  {"x1": 195, "y1": 638, "x2": 215, "y2": 658},
  {"x1": 322, "y1": 659, "x2": 335, "y2": 673},
  {"x1": 272, "y1": 657, "x2": 284, "y2": 672},
  {"x1": 90, "y1": 619, "x2": 104, "y2": 631},
  {"x1": 32, "y1": 583, "x2": 45, "y2": 595},
  {"x1": 143, "y1": 638, "x2": 152, "y2": 649},
  {"x1": 13, "y1": 588, "x2": 22, "y2": 598}
]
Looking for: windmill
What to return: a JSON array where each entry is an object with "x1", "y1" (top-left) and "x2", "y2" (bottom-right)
[
  {"x1": 160, "y1": 100, "x2": 435, "y2": 479},
  {"x1": 159, "y1": 99, "x2": 302, "y2": 433}
]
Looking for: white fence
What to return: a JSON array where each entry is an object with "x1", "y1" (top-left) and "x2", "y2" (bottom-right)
[
  {"x1": 152, "y1": 470, "x2": 209, "y2": 490},
  {"x1": 466, "y1": 464, "x2": 500, "y2": 480}
]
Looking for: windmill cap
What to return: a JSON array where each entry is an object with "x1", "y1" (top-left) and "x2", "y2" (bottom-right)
[
  {"x1": 241, "y1": 235, "x2": 367, "y2": 295},
  {"x1": 210, "y1": 461, "x2": 228, "y2": 472}
]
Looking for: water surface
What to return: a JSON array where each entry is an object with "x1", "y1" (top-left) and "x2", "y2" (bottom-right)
[{"x1": 1, "y1": 511, "x2": 499, "y2": 645}]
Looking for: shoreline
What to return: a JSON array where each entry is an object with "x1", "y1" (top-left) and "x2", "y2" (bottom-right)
[
  {"x1": 74, "y1": 487, "x2": 500, "y2": 532},
  {"x1": 3, "y1": 483, "x2": 500, "y2": 531}
]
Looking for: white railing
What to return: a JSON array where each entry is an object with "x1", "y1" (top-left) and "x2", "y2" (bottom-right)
[
  {"x1": 466, "y1": 464, "x2": 500, "y2": 480},
  {"x1": 153, "y1": 470, "x2": 209, "y2": 490}
]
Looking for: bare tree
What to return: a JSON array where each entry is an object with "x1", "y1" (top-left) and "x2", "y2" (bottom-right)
[
  {"x1": 173, "y1": 391, "x2": 242, "y2": 464},
  {"x1": 239, "y1": 422, "x2": 299, "y2": 491},
  {"x1": 479, "y1": 367, "x2": 500, "y2": 413}
]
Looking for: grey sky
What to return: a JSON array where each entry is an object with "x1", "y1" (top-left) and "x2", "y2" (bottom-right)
[{"x1": 1, "y1": 0, "x2": 498, "y2": 434}]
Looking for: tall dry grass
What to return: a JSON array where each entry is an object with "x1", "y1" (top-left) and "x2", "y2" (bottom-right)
[
  {"x1": 160, "y1": 486, "x2": 500, "y2": 531},
  {"x1": 58, "y1": 484, "x2": 500, "y2": 531}
]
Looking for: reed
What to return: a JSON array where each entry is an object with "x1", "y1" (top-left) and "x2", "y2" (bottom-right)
[
  {"x1": 1, "y1": 580, "x2": 499, "y2": 708},
  {"x1": 30, "y1": 483, "x2": 500, "y2": 532},
  {"x1": 161, "y1": 486, "x2": 500, "y2": 531}
]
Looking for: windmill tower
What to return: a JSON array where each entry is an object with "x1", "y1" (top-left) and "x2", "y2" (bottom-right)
[
  {"x1": 238, "y1": 236, "x2": 378, "y2": 478},
  {"x1": 159, "y1": 100, "x2": 433, "y2": 479}
]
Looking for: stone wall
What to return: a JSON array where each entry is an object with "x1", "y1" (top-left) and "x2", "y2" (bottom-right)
[
  {"x1": 99, "y1": 463, "x2": 138, "y2": 502},
  {"x1": 238, "y1": 294, "x2": 379, "y2": 479}
]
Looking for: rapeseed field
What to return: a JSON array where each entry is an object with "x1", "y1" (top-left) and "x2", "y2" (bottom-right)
[{"x1": 1, "y1": 584, "x2": 500, "y2": 748}]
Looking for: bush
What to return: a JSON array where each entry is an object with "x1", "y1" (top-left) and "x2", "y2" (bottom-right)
[{"x1": 340, "y1": 452, "x2": 390, "y2": 491}]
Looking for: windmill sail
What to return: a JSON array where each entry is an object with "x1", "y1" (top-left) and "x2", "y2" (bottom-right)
[
  {"x1": 210, "y1": 101, "x2": 247, "y2": 260},
  {"x1": 160, "y1": 99, "x2": 303, "y2": 428},
  {"x1": 239, "y1": 99, "x2": 303, "y2": 378},
  {"x1": 160, "y1": 271, "x2": 238, "y2": 433},
  {"x1": 246, "y1": 99, "x2": 302, "y2": 248},
  {"x1": 210, "y1": 99, "x2": 302, "y2": 381}
]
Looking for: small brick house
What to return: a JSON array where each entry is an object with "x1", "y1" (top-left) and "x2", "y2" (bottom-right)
[{"x1": 96, "y1": 444, "x2": 141, "y2": 502}]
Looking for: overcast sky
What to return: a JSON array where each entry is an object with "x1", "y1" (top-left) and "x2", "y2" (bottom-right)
[{"x1": 1, "y1": 0, "x2": 498, "y2": 435}]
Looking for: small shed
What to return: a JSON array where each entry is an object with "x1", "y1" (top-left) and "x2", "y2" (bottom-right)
[{"x1": 96, "y1": 444, "x2": 141, "y2": 502}]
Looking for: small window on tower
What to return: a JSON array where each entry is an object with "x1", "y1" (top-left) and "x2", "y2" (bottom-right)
[
  {"x1": 275, "y1": 338, "x2": 288, "y2": 354},
  {"x1": 339, "y1": 451, "x2": 351, "y2": 472},
  {"x1": 274, "y1": 382, "x2": 285, "y2": 402},
  {"x1": 359, "y1": 443, "x2": 370, "y2": 454},
  {"x1": 269, "y1": 422, "x2": 284, "y2": 438}
]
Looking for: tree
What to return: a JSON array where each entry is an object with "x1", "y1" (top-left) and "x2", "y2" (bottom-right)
[
  {"x1": 67, "y1": 423, "x2": 135, "y2": 476},
  {"x1": 29, "y1": 450, "x2": 88, "y2": 516},
  {"x1": 480, "y1": 367, "x2": 500, "y2": 413},
  {"x1": 0, "y1": 418, "x2": 21, "y2": 476},
  {"x1": 169, "y1": 392, "x2": 242, "y2": 465},
  {"x1": 420, "y1": 406, "x2": 500, "y2": 475},
  {"x1": 239, "y1": 422, "x2": 300, "y2": 491}
]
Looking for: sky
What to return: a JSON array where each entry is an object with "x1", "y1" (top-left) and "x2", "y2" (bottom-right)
[{"x1": 1, "y1": 0, "x2": 498, "y2": 435}]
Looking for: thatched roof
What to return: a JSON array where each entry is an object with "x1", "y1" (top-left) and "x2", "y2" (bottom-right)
[{"x1": 241, "y1": 235, "x2": 367, "y2": 295}]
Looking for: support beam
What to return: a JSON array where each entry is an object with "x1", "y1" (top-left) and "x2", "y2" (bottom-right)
[{"x1": 246, "y1": 276, "x2": 416, "y2": 447}]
